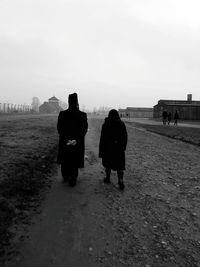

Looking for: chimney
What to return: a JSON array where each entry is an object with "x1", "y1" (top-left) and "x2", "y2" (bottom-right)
[{"x1": 187, "y1": 94, "x2": 192, "y2": 101}]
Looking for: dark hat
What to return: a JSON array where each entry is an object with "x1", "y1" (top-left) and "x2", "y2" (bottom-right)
[{"x1": 68, "y1": 93, "x2": 78, "y2": 107}]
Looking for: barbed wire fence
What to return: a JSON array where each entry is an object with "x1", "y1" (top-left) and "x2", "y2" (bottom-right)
[{"x1": 0, "y1": 103, "x2": 32, "y2": 114}]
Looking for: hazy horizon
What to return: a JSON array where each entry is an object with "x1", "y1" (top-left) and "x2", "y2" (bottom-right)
[{"x1": 1, "y1": 0, "x2": 200, "y2": 110}]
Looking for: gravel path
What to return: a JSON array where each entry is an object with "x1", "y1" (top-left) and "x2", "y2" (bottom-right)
[{"x1": 5, "y1": 118, "x2": 200, "y2": 267}]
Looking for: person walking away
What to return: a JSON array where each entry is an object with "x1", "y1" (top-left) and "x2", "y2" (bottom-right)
[
  {"x1": 162, "y1": 109, "x2": 168, "y2": 125},
  {"x1": 174, "y1": 110, "x2": 179, "y2": 126},
  {"x1": 99, "y1": 109, "x2": 128, "y2": 190},
  {"x1": 57, "y1": 93, "x2": 88, "y2": 186},
  {"x1": 167, "y1": 112, "x2": 172, "y2": 125}
]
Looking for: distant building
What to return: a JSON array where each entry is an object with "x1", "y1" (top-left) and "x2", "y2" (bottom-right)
[
  {"x1": 119, "y1": 107, "x2": 153, "y2": 118},
  {"x1": 118, "y1": 109, "x2": 127, "y2": 118},
  {"x1": 39, "y1": 96, "x2": 63, "y2": 114},
  {"x1": 153, "y1": 94, "x2": 200, "y2": 120}
]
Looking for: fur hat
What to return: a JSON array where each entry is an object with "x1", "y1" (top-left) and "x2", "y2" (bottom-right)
[{"x1": 68, "y1": 93, "x2": 78, "y2": 107}]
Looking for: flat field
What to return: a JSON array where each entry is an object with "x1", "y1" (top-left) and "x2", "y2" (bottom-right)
[
  {"x1": 0, "y1": 114, "x2": 58, "y2": 258},
  {"x1": 126, "y1": 120, "x2": 200, "y2": 146},
  {"x1": 1, "y1": 115, "x2": 200, "y2": 266}
]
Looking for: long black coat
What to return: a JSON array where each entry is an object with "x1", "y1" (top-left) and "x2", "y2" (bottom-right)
[
  {"x1": 99, "y1": 118, "x2": 128, "y2": 170},
  {"x1": 57, "y1": 108, "x2": 88, "y2": 168}
]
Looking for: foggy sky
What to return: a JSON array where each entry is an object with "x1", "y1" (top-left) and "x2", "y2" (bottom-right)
[{"x1": 1, "y1": 0, "x2": 200, "y2": 110}]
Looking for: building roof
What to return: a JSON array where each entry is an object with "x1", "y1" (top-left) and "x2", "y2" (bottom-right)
[
  {"x1": 158, "y1": 99, "x2": 200, "y2": 104},
  {"x1": 39, "y1": 102, "x2": 63, "y2": 113},
  {"x1": 154, "y1": 99, "x2": 200, "y2": 108},
  {"x1": 127, "y1": 107, "x2": 153, "y2": 111},
  {"x1": 48, "y1": 96, "x2": 59, "y2": 101}
]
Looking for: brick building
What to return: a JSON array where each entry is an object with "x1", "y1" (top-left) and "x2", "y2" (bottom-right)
[
  {"x1": 119, "y1": 107, "x2": 153, "y2": 118},
  {"x1": 153, "y1": 94, "x2": 200, "y2": 120},
  {"x1": 39, "y1": 96, "x2": 63, "y2": 114},
  {"x1": 118, "y1": 109, "x2": 127, "y2": 118}
]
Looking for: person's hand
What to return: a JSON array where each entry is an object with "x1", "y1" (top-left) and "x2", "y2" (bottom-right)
[
  {"x1": 66, "y1": 140, "x2": 73, "y2": 146},
  {"x1": 66, "y1": 140, "x2": 77, "y2": 146},
  {"x1": 71, "y1": 140, "x2": 77, "y2": 146}
]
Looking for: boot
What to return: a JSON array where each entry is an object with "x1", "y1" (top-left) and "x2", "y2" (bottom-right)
[
  {"x1": 69, "y1": 168, "x2": 78, "y2": 187},
  {"x1": 104, "y1": 168, "x2": 111, "y2": 183},
  {"x1": 117, "y1": 170, "x2": 125, "y2": 190},
  {"x1": 69, "y1": 177, "x2": 77, "y2": 187},
  {"x1": 61, "y1": 164, "x2": 69, "y2": 183}
]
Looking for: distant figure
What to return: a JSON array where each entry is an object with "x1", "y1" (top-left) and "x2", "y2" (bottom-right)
[
  {"x1": 126, "y1": 113, "x2": 130, "y2": 119},
  {"x1": 99, "y1": 109, "x2": 128, "y2": 190},
  {"x1": 57, "y1": 93, "x2": 88, "y2": 186},
  {"x1": 167, "y1": 112, "x2": 172, "y2": 125},
  {"x1": 162, "y1": 109, "x2": 168, "y2": 125},
  {"x1": 174, "y1": 110, "x2": 179, "y2": 126}
]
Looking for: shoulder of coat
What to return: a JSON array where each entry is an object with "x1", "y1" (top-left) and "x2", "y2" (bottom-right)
[
  {"x1": 79, "y1": 110, "x2": 87, "y2": 117},
  {"x1": 58, "y1": 110, "x2": 64, "y2": 116},
  {"x1": 119, "y1": 120, "x2": 126, "y2": 127}
]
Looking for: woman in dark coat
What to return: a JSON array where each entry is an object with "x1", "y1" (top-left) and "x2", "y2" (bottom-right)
[{"x1": 99, "y1": 109, "x2": 128, "y2": 189}]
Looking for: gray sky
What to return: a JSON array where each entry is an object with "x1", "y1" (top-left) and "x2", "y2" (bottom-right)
[{"x1": 1, "y1": 0, "x2": 200, "y2": 110}]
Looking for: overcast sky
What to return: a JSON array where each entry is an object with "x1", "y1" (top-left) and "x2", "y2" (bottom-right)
[{"x1": 1, "y1": 0, "x2": 200, "y2": 110}]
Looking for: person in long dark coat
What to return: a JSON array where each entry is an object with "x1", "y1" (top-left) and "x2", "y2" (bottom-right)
[
  {"x1": 57, "y1": 93, "x2": 88, "y2": 186},
  {"x1": 99, "y1": 109, "x2": 128, "y2": 190},
  {"x1": 167, "y1": 112, "x2": 172, "y2": 125},
  {"x1": 174, "y1": 110, "x2": 179, "y2": 126},
  {"x1": 162, "y1": 109, "x2": 168, "y2": 125}
]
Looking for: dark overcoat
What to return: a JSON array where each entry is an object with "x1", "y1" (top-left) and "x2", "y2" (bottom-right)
[
  {"x1": 57, "y1": 108, "x2": 88, "y2": 168},
  {"x1": 99, "y1": 118, "x2": 128, "y2": 170},
  {"x1": 174, "y1": 112, "x2": 179, "y2": 120}
]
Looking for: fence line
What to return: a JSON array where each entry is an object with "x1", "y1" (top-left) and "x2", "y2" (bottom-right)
[{"x1": 0, "y1": 103, "x2": 32, "y2": 113}]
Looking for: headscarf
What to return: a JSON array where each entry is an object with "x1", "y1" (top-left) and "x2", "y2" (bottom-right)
[{"x1": 107, "y1": 109, "x2": 120, "y2": 121}]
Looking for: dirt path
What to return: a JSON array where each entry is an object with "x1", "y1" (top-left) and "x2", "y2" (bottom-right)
[
  {"x1": 5, "y1": 119, "x2": 122, "y2": 267},
  {"x1": 5, "y1": 118, "x2": 200, "y2": 267}
]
